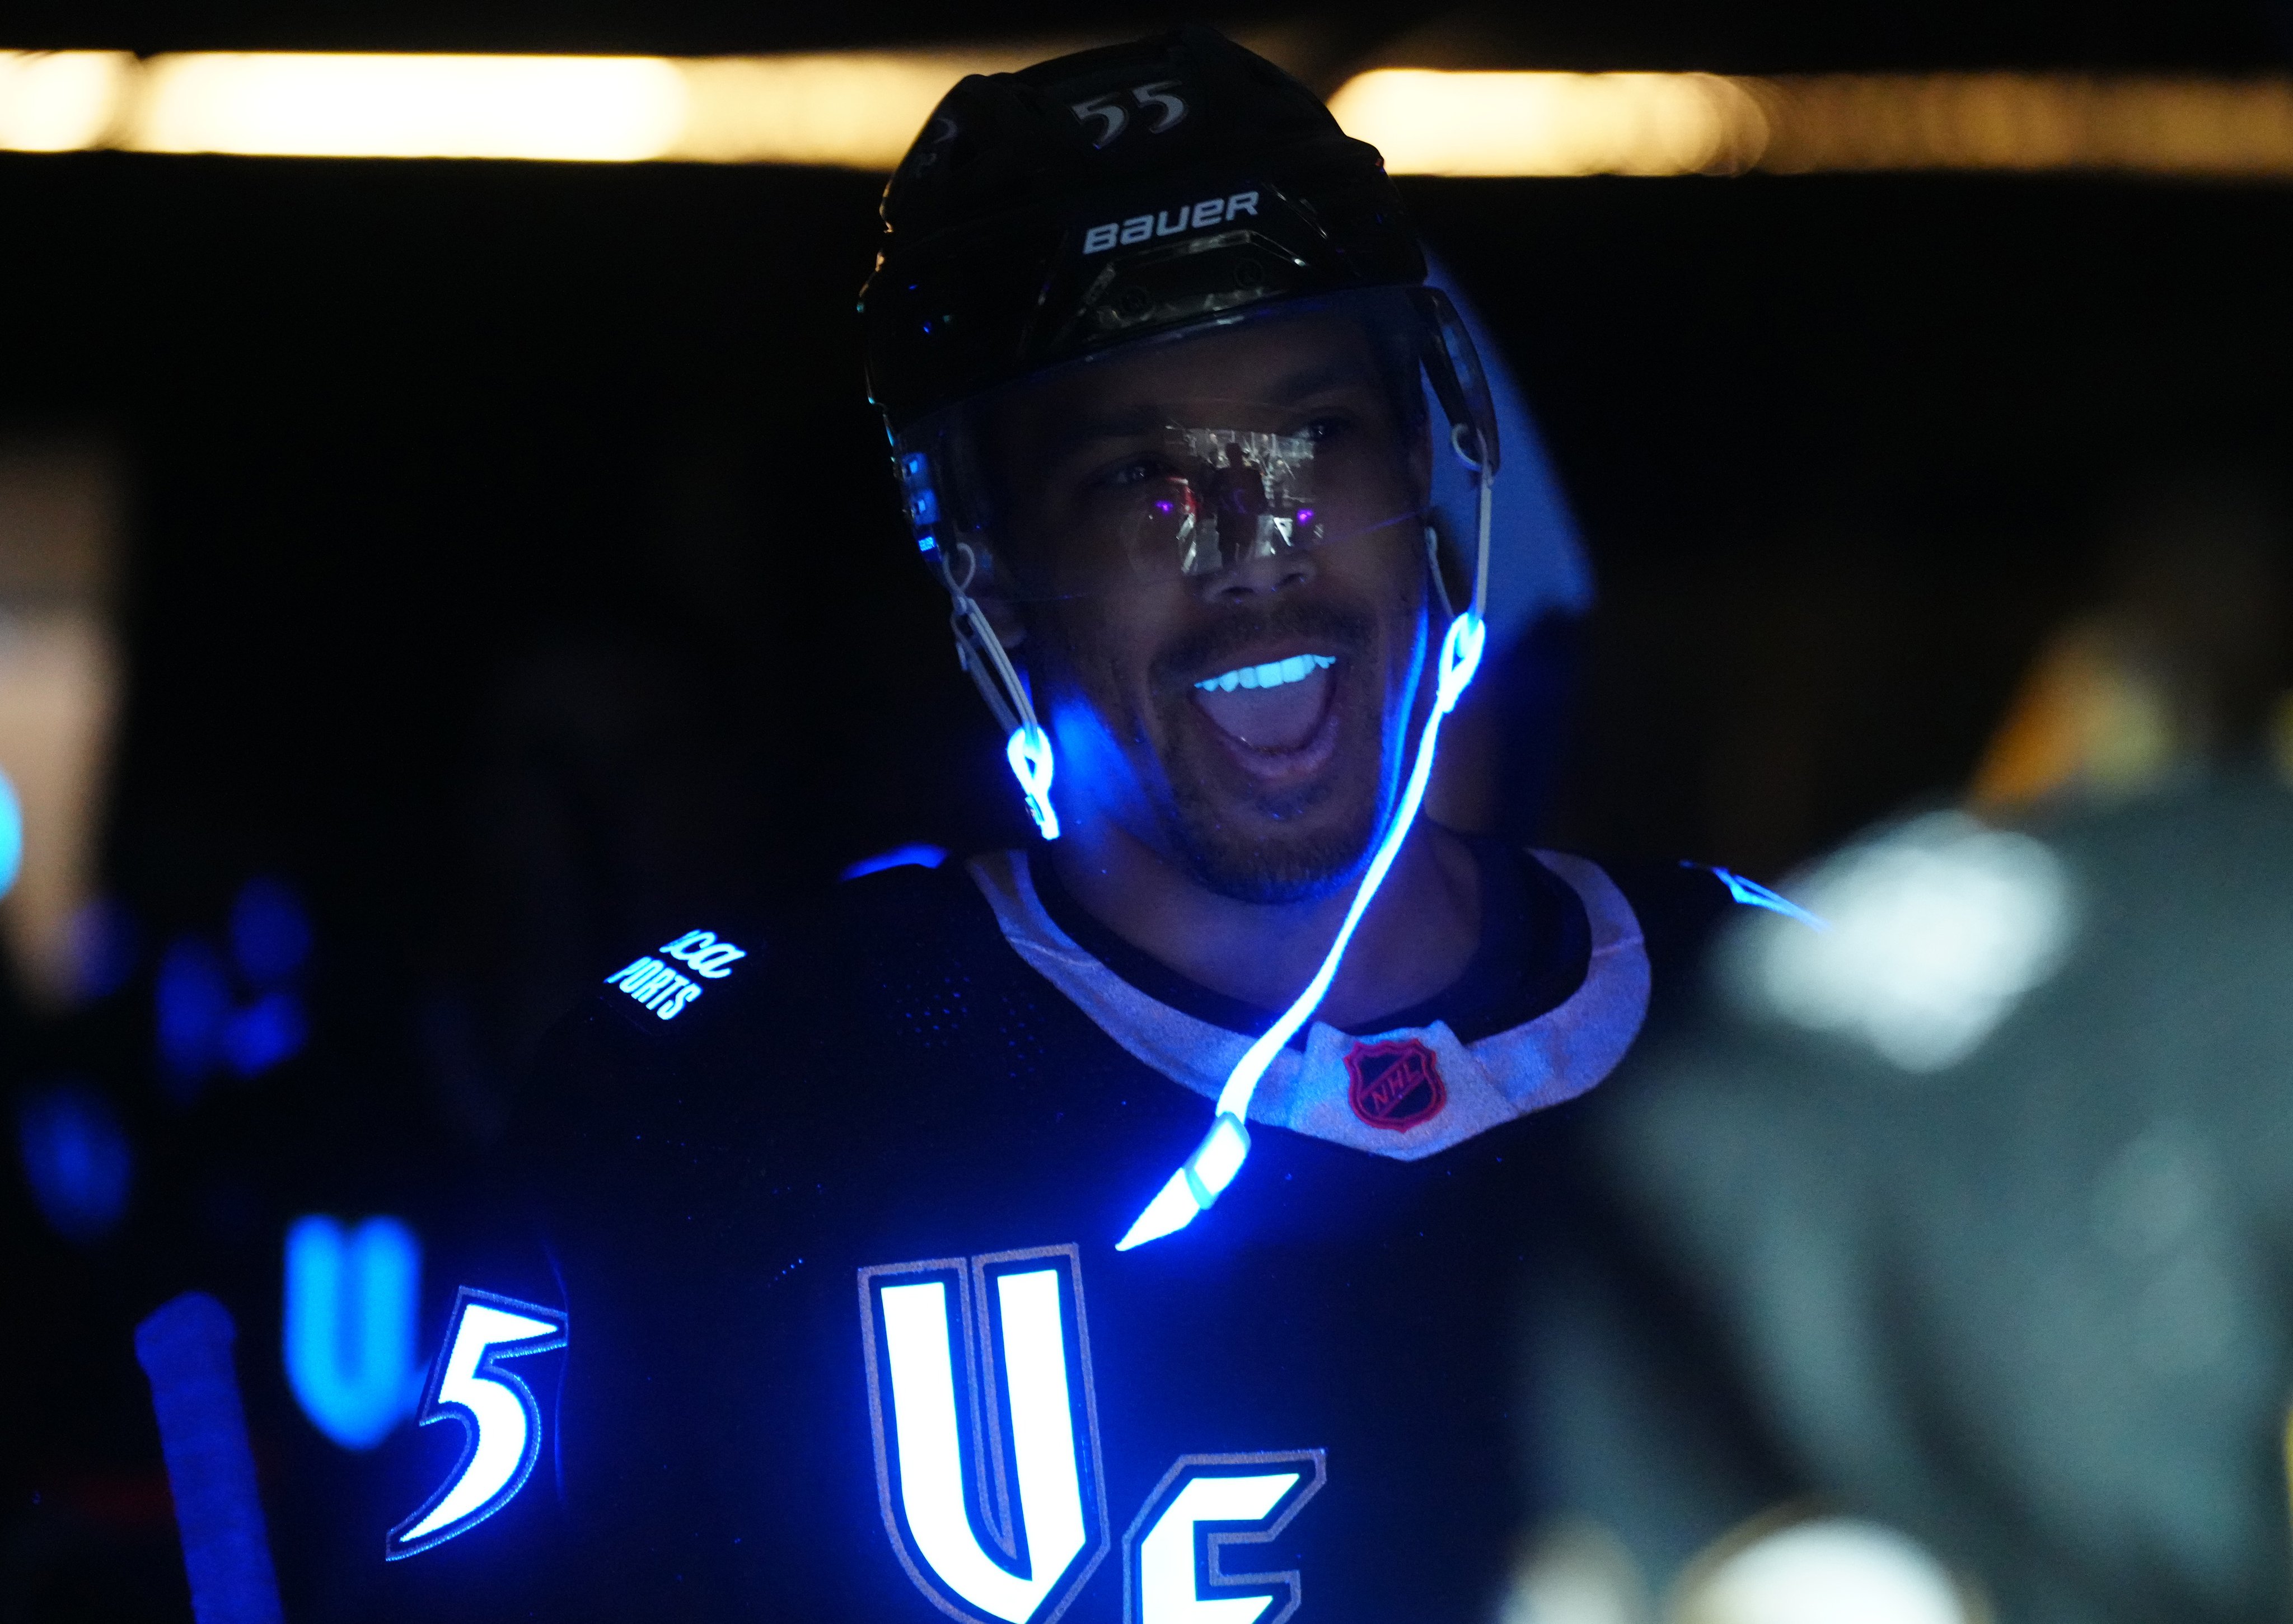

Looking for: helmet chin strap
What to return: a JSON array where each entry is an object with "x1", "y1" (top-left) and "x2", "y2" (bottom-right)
[
  {"x1": 941, "y1": 542, "x2": 1060, "y2": 841},
  {"x1": 1117, "y1": 445, "x2": 1494, "y2": 1251}
]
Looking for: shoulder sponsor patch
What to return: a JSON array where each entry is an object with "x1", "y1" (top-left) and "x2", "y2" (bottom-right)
[{"x1": 603, "y1": 929, "x2": 747, "y2": 1021}]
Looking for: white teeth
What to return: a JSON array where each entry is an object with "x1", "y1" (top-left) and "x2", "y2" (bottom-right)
[{"x1": 1194, "y1": 654, "x2": 1339, "y2": 692}]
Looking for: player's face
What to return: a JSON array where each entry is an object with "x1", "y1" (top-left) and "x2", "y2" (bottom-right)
[{"x1": 991, "y1": 315, "x2": 1433, "y2": 902}]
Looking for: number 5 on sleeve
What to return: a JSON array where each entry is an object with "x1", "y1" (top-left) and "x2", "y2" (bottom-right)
[{"x1": 385, "y1": 1288, "x2": 568, "y2": 1560}]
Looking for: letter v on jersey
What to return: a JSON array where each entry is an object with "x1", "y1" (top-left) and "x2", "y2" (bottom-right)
[{"x1": 861, "y1": 1246, "x2": 1323, "y2": 1624}]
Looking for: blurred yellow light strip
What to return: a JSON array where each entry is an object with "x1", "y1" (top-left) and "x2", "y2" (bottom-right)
[
  {"x1": 1331, "y1": 67, "x2": 2293, "y2": 178},
  {"x1": 8, "y1": 50, "x2": 2293, "y2": 177},
  {"x1": 0, "y1": 51, "x2": 133, "y2": 150},
  {"x1": 128, "y1": 53, "x2": 688, "y2": 160},
  {"x1": 668, "y1": 53, "x2": 1037, "y2": 166},
  {"x1": 1327, "y1": 69, "x2": 1768, "y2": 176},
  {"x1": 1749, "y1": 72, "x2": 2293, "y2": 177},
  {"x1": 0, "y1": 47, "x2": 1038, "y2": 165}
]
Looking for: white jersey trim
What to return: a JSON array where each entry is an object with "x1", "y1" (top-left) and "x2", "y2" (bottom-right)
[{"x1": 967, "y1": 849, "x2": 1650, "y2": 1162}]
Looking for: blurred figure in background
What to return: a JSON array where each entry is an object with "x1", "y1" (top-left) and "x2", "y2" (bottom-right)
[
  {"x1": 1971, "y1": 472, "x2": 2291, "y2": 811},
  {"x1": 1514, "y1": 469, "x2": 2293, "y2": 1624}
]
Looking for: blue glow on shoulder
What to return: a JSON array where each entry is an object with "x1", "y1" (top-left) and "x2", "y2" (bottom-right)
[
  {"x1": 841, "y1": 844, "x2": 950, "y2": 881},
  {"x1": 1706, "y1": 865, "x2": 1829, "y2": 931},
  {"x1": 17, "y1": 1081, "x2": 132, "y2": 1242},
  {"x1": 385, "y1": 1288, "x2": 566, "y2": 1560},
  {"x1": 284, "y1": 1215, "x2": 421, "y2": 1451}
]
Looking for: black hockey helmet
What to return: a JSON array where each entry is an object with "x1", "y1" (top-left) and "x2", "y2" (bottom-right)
[{"x1": 860, "y1": 26, "x2": 1430, "y2": 433}]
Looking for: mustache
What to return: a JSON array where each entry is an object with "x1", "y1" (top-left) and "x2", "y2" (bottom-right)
[{"x1": 1148, "y1": 600, "x2": 1375, "y2": 694}]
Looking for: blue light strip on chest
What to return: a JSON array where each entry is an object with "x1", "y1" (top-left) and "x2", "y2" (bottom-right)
[{"x1": 1117, "y1": 606, "x2": 1486, "y2": 1251}]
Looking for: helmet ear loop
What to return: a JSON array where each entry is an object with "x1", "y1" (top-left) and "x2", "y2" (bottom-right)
[
  {"x1": 1448, "y1": 420, "x2": 1495, "y2": 625},
  {"x1": 1426, "y1": 418, "x2": 1494, "y2": 633},
  {"x1": 939, "y1": 540, "x2": 1061, "y2": 840},
  {"x1": 1423, "y1": 522, "x2": 1458, "y2": 625}
]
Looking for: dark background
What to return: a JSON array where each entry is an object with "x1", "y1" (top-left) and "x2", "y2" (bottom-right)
[{"x1": 5, "y1": 2, "x2": 2293, "y2": 1617}]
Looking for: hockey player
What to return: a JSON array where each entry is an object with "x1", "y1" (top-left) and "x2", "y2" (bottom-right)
[{"x1": 373, "y1": 28, "x2": 1757, "y2": 1624}]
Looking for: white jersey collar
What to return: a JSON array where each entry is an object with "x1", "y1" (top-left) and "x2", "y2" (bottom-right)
[{"x1": 968, "y1": 848, "x2": 1650, "y2": 1161}]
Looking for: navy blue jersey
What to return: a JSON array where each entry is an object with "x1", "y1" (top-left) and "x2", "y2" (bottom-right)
[{"x1": 372, "y1": 844, "x2": 1732, "y2": 1623}]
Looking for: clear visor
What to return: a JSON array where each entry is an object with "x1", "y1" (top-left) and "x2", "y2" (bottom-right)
[
  {"x1": 1065, "y1": 409, "x2": 1420, "y2": 599},
  {"x1": 897, "y1": 287, "x2": 1496, "y2": 608},
  {"x1": 1122, "y1": 425, "x2": 1323, "y2": 579}
]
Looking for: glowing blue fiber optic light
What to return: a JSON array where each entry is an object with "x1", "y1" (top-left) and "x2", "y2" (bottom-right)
[
  {"x1": 0, "y1": 767, "x2": 20, "y2": 901},
  {"x1": 386, "y1": 1289, "x2": 565, "y2": 1560},
  {"x1": 1119, "y1": 610, "x2": 1486, "y2": 1252},
  {"x1": 283, "y1": 1216, "x2": 421, "y2": 1450},
  {"x1": 1708, "y1": 866, "x2": 1829, "y2": 931},
  {"x1": 1007, "y1": 724, "x2": 1060, "y2": 841}
]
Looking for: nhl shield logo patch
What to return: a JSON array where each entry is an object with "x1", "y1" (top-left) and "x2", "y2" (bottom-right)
[{"x1": 1344, "y1": 1037, "x2": 1447, "y2": 1131}]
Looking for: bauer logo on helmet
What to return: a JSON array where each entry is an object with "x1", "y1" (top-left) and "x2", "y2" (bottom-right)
[{"x1": 1081, "y1": 191, "x2": 1260, "y2": 255}]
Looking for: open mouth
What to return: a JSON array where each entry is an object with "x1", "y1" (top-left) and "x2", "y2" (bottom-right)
[{"x1": 1190, "y1": 653, "x2": 1338, "y2": 753}]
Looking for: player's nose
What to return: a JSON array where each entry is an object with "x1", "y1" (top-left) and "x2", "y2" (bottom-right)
[{"x1": 1196, "y1": 537, "x2": 1315, "y2": 603}]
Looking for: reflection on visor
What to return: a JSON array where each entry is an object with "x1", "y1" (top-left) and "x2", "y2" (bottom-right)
[{"x1": 1122, "y1": 428, "x2": 1326, "y2": 579}]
